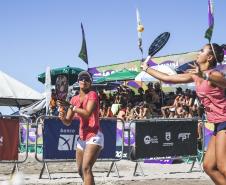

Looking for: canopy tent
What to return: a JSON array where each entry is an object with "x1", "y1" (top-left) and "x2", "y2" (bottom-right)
[
  {"x1": 38, "y1": 66, "x2": 84, "y2": 85},
  {"x1": 96, "y1": 69, "x2": 139, "y2": 83},
  {"x1": 19, "y1": 98, "x2": 46, "y2": 115},
  {"x1": 0, "y1": 70, "x2": 43, "y2": 107}
]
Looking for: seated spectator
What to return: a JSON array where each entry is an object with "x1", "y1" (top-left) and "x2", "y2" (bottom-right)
[
  {"x1": 100, "y1": 103, "x2": 113, "y2": 118},
  {"x1": 117, "y1": 103, "x2": 127, "y2": 121},
  {"x1": 183, "y1": 105, "x2": 193, "y2": 118},
  {"x1": 161, "y1": 94, "x2": 181, "y2": 118},
  {"x1": 139, "y1": 101, "x2": 152, "y2": 119},
  {"x1": 125, "y1": 103, "x2": 135, "y2": 121}
]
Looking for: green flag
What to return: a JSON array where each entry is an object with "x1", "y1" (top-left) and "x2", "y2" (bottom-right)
[
  {"x1": 78, "y1": 23, "x2": 88, "y2": 64},
  {"x1": 204, "y1": 0, "x2": 214, "y2": 42}
]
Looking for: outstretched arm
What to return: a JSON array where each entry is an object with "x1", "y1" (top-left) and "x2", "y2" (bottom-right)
[{"x1": 141, "y1": 61, "x2": 194, "y2": 84}]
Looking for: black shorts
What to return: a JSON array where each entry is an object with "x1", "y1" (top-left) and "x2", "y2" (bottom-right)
[{"x1": 213, "y1": 121, "x2": 226, "y2": 136}]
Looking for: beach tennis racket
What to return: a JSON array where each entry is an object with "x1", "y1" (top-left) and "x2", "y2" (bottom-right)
[
  {"x1": 55, "y1": 75, "x2": 69, "y2": 101},
  {"x1": 148, "y1": 32, "x2": 170, "y2": 58},
  {"x1": 55, "y1": 75, "x2": 69, "y2": 113}
]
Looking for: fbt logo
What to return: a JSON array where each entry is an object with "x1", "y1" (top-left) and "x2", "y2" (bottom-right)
[
  {"x1": 58, "y1": 134, "x2": 79, "y2": 151},
  {"x1": 178, "y1": 133, "x2": 191, "y2": 141}
]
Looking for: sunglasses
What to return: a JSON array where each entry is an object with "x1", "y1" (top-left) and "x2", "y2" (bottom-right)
[{"x1": 78, "y1": 76, "x2": 91, "y2": 82}]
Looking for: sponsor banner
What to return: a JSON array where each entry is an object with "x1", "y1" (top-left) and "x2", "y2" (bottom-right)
[
  {"x1": 116, "y1": 121, "x2": 135, "y2": 159},
  {"x1": 89, "y1": 60, "x2": 141, "y2": 80},
  {"x1": 20, "y1": 124, "x2": 43, "y2": 145},
  {"x1": 88, "y1": 52, "x2": 198, "y2": 81},
  {"x1": 43, "y1": 118, "x2": 118, "y2": 160},
  {"x1": 0, "y1": 118, "x2": 19, "y2": 160},
  {"x1": 43, "y1": 119, "x2": 79, "y2": 159},
  {"x1": 99, "y1": 119, "x2": 117, "y2": 159},
  {"x1": 135, "y1": 119, "x2": 198, "y2": 158}
]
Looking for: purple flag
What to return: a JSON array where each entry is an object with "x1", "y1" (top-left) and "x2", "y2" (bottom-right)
[{"x1": 205, "y1": 0, "x2": 214, "y2": 42}]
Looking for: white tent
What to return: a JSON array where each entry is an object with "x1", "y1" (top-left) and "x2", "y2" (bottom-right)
[
  {"x1": 19, "y1": 98, "x2": 46, "y2": 115},
  {"x1": 0, "y1": 70, "x2": 43, "y2": 107}
]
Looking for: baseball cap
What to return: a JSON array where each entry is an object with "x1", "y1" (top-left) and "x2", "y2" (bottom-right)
[{"x1": 78, "y1": 71, "x2": 92, "y2": 82}]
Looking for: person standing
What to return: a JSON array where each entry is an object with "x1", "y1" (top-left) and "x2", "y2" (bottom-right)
[
  {"x1": 142, "y1": 43, "x2": 226, "y2": 185},
  {"x1": 58, "y1": 71, "x2": 104, "y2": 185}
]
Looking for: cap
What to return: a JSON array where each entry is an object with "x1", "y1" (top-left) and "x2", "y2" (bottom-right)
[{"x1": 78, "y1": 71, "x2": 92, "y2": 81}]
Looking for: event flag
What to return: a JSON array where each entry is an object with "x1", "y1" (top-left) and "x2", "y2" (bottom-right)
[
  {"x1": 205, "y1": 0, "x2": 214, "y2": 42},
  {"x1": 136, "y1": 8, "x2": 144, "y2": 55},
  {"x1": 45, "y1": 66, "x2": 51, "y2": 115},
  {"x1": 78, "y1": 23, "x2": 88, "y2": 65}
]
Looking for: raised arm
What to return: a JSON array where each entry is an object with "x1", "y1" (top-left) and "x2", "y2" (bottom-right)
[
  {"x1": 141, "y1": 61, "x2": 194, "y2": 84},
  {"x1": 72, "y1": 99, "x2": 96, "y2": 119}
]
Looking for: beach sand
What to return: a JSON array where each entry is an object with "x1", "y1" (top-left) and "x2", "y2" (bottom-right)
[{"x1": 0, "y1": 153, "x2": 214, "y2": 185}]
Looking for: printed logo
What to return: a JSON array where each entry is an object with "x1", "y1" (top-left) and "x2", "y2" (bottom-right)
[
  {"x1": 163, "y1": 132, "x2": 174, "y2": 147},
  {"x1": 58, "y1": 134, "x2": 78, "y2": 151},
  {"x1": 165, "y1": 132, "x2": 171, "y2": 141},
  {"x1": 150, "y1": 136, "x2": 159, "y2": 144},
  {"x1": 144, "y1": 136, "x2": 151, "y2": 144},
  {"x1": 178, "y1": 133, "x2": 191, "y2": 141}
]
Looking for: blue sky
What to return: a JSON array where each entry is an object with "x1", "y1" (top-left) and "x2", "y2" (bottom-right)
[{"x1": 0, "y1": 0, "x2": 226, "y2": 113}]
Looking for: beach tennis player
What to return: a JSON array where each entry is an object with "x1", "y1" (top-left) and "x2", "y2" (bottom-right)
[
  {"x1": 58, "y1": 71, "x2": 104, "y2": 185},
  {"x1": 142, "y1": 43, "x2": 226, "y2": 185}
]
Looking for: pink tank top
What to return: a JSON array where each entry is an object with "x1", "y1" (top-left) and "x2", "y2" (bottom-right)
[
  {"x1": 194, "y1": 70, "x2": 226, "y2": 123},
  {"x1": 70, "y1": 91, "x2": 100, "y2": 140}
]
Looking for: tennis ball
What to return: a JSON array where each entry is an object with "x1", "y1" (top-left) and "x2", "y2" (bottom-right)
[{"x1": 137, "y1": 25, "x2": 144, "y2": 32}]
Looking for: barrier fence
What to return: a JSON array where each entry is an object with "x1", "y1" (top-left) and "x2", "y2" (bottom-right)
[
  {"x1": 126, "y1": 118, "x2": 203, "y2": 176},
  {"x1": 35, "y1": 116, "x2": 125, "y2": 179},
  {"x1": 0, "y1": 115, "x2": 29, "y2": 175},
  {"x1": 0, "y1": 114, "x2": 208, "y2": 179}
]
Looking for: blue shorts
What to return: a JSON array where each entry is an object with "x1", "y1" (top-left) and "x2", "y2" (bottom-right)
[{"x1": 213, "y1": 121, "x2": 226, "y2": 136}]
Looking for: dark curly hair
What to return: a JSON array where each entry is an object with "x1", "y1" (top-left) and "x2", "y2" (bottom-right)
[{"x1": 207, "y1": 43, "x2": 225, "y2": 67}]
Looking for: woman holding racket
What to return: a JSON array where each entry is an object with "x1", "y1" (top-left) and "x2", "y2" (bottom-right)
[
  {"x1": 58, "y1": 71, "x2": 104, "y2": 185},
  {"x1": 142, "y1": 43, "x2": 226, "y2": 185}
]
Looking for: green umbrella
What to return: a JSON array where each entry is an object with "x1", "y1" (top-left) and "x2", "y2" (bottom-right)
[
  {"x1": 38, "y1": 66, "x2": 84, "y2": 85},
  {"x1": 96, "y1": 69, "x2": 139, "y2": 83}
]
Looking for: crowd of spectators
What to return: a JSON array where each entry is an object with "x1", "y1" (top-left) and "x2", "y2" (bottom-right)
[{"x1": 97, "y1": 82, "x2": 203, "y2": 122}]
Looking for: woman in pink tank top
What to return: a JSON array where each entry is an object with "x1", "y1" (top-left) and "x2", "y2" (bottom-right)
[
  {"x1": 142, "y1": 43, "x2": 226, "y2": 185},
  {"x1": 58, "y1": 71, "x2": 103, "y2": 185}
]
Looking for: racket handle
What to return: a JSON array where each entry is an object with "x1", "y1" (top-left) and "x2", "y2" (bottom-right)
[
  {"x1": 143, "y1": 56, "x2": 151, "y2": 64},
  {"x1": 58, "y1": 106, "x2": 65, "y2": 114}
]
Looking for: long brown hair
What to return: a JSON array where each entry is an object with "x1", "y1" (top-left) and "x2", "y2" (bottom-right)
[{"x1": 207, "y1": 43, "x2": 224, "y2": 67}]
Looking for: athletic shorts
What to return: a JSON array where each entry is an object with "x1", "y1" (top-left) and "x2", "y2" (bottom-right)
[
  {"x1": 77, "y1": 131, "x2": 104, "y2": 151},
  {"x1": 213, "y1": 121, "x2": 226, "y2": 136}
]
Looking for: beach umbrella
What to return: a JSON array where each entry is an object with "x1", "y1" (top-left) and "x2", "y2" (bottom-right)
[
  {"x1": 96, "y1": 69, "x2": 139, "y2": 83},
  {"x1": 38, "y1": 66, "x2": 84, "y2": 85}
]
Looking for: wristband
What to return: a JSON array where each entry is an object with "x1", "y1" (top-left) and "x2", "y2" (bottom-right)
[
  {"x1": 144, "y1": 66, "x2": 150, "y2": 72},
  {"x1": 69, "y1": 104, "x2": 76, "y2": 110}
]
